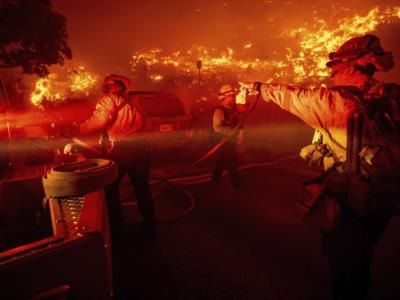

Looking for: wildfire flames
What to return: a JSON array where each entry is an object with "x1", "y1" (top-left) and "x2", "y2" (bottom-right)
[
  {"x1": 285, "y1": 6, "x2": 400, "y2": 82},
  {"x1": 130, "y1": 45, "x2": 284, "y2": 84},
  {"x1": 30, "y1": 66, "x2": 98, "y2": 108},
  {"x1": 130, "y1": 6, "x2": 400, "y2": 85},
  {"x1": 30, "y1": 6, "x2": 400, "y2": 107},
  {"x1": 69, "y1": 66, "x2": 97, "y2": 93},
  {"x1": 30, "y1": 74, "x2": 64, "y2": 108}
]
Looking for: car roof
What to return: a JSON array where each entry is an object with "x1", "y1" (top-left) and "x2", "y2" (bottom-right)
[{"x1": 128, "y1": 90, "x2": 190, "y2": 117}]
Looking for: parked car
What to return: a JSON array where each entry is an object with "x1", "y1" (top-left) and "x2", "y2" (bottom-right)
[{"x1": 128, "y1": 91, "x2": 193, "y2": 150}]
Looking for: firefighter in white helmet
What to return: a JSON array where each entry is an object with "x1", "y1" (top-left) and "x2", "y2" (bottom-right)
[
  {"x1": 241, "y1": 34, "x2": 400, "y2": 299},
  {"x1": 78, "y1": 74, "x2": 155, "y2": 240},
  {"x1": 209, "y1": 84, "x2": 246, "y2": 188}
]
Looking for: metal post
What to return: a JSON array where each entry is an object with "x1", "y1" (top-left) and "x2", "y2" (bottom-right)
[
  {"x1": 196, "y1": 60, "x2": 202, "y2": 85},
  {"x1": 0, "y1": 75, "x2": 11, "y2": 108},
  {"x1": 0, "y1": 75, "x2": 12, "y2": 142}
]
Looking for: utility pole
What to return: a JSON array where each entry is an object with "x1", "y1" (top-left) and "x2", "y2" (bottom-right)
[
  {"x1": 0, "y1": 75, "x2": 12, "y2": 141},
  {"x1": 0, "y1": 75, "x2": 12, "y2": 172},
  {"x1": 0, "y1": 75, "x2": 11, "y2": 108},
  {"x1": 196, "y1": 60, "x2": 202, "y2": 85}
]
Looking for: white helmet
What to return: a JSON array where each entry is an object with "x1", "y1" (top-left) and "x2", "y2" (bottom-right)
[{"x1": 218, "y1": 84, "x2": 235, "y2": 100}]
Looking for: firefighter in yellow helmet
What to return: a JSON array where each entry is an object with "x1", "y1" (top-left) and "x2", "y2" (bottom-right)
[
  {"x1": 78, "y1": 74, "x2": 155, "y2": 240},
  {"x1": 241, "y1": 34, "x2": 400, "y2": 299}
]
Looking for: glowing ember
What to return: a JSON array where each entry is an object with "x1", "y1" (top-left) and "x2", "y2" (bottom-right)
[{"x1": 151, "y1": 75, "x2": 163, "y2": 81}]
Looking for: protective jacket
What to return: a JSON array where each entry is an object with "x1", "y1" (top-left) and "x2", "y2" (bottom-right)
[
  {"x1": 79, "y1": 94, "x2": 143, "y2": 143},
  {"x1": 258, "y1": 34, "x2": 399, "y2": 300},
  {"x1": 212, "y1": 105, "x2": 241, "y2": 135},
  {"x1": 259, "y1": 81, "x2": 400, "y2": 173}
]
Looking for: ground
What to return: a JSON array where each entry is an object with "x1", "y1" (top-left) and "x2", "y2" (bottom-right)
[{"x1": 115, "y1": 151, "x2": 400, "y2": 300}]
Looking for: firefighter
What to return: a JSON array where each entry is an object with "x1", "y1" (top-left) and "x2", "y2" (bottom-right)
[
  {"x1": 209, "y1": 84, "x2": 244, "y2": 189},
  {"x1": 78, "y1": 74, "x2": 155, "y2": 240},
  {"x1": 241, "y1": 34, "x2": 400, "y2": 300}
]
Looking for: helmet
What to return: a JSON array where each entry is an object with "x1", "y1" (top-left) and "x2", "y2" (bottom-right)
[
  {"x1": 102, "y1": 74, "x2": 132, "y2": 93},
  {"x1": 326, "y1": 34, "x2": 394, "y2": 72},
  {"x1": 218, "y1": 84, "x2": 235, "y2": 100}
]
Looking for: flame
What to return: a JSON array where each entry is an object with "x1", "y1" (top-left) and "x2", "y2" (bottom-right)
[
  {"x1": 69, "y1": 66, "x2": 98, "y2": 93},
  {"x1": 151, "y1": 74, "x2": 163, "y2": 81},
  {"x1": 130, "y1": 45, "x2": 285, "y2": 84},
  {"x1": 28, "y1": 5, "x2": 399, "y2": 108},
  {"x1": 130, "y1": 6, "x2": 399, "y2": 86},
  {"x1": 30, "y1": 66, "x2": 98, "y2": 108},
  {"x1": 286, "y1": 6, "x2": 400, "y2": 82},
  {"x1": 30, "y1": 74, "x2": 65, "y2": 108}
]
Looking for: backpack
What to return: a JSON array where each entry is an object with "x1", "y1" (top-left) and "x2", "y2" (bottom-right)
[
  {"x1": 346, "y1": 85, "x2": 400, "y2": 185},
  {"x1": 297, "y1": 85, "x2": 400, "y2": 231}
]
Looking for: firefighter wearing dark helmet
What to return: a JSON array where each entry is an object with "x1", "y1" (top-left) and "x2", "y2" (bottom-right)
[
  {"x1": 241, "y1": 35, "x2": 400, "y2": 300},
  {"x1": 79, "y1": 74, "x2": 155, "y2": 240}
]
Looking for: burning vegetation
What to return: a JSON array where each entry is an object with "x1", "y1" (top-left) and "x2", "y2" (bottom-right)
[
  {"x1": 129, "y1": 6, "x2": 400, "y2": 85},
  {"x1": 29, "y1": 5, "x2": 399, "y2": 108},
  {"x1": 30, "y1": 66, "x2": 98, "y2": 108}
]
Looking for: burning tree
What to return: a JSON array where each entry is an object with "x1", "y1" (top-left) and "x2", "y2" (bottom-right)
[
  {"x1": 30, "y1": 66, "x2": 98, "y2": 109},
  {"x1": 0, "y1": 0, "x2": 72, "y2": 77}
]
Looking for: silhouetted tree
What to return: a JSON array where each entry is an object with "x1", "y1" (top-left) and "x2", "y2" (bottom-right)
[{"x1": 0, "y1": 0, "x2": 72, "y2": 77}]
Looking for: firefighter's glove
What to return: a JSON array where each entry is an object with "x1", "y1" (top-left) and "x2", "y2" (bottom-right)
[
  {"x1": 300, "y1": 144, "x2": 329, "y2": 169},
  {"x1": 63, "y1": 143, "x2": 81, "y2": 155},
  {"x1": 239, "y1": 81, "x2": 262, "y2": 96}
]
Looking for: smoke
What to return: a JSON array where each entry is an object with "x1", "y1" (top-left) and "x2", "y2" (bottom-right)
[{"x1": 374, "y1": 22, "x2": 400, "y2": 82}]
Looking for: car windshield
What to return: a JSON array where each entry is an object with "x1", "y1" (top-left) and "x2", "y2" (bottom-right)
[{"x1": 137, "y1": 95, "x2": 185, "y2": 117}]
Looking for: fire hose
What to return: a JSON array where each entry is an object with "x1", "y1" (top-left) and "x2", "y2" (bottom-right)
[
  {"x1": 165, "y1": 154, "x2": 300, "y2": 186},
  {"x1": 55, "y1": 133, "x2": 312, "y2": 222},
  {"x1": 194, "y1": 89, "x2": 260, "y2": 166},
  {"x1": 40, "y1": 152, "x2": 337, "y2": 226},
  {"x1": 42, "y1": 159, "x2": 118, "y2": 198},
  {"x1": 119, "y1": 153, "x2": 300, "y2": 222}
]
